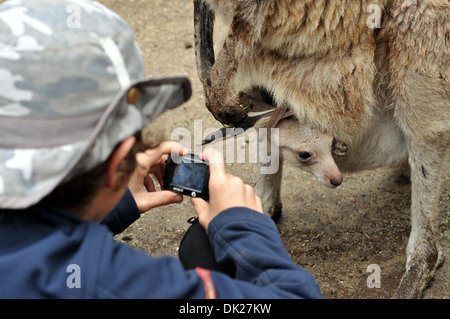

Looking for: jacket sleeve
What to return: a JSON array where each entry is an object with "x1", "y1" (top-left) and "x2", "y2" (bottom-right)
[
  {"x1": 206, "y1": 207, "x2": 322, "y2": 299},
  {"x1": 94, "y1": 207, "x2": 321, "y2": 299},
  {"x1": 100, "y1": 189, "x2": 140, "y2": 235}
]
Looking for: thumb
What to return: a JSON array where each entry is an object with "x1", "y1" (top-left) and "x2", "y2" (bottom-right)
[
  {"x1": 190, "y1": 197, "x2": 209, "y2": 215},
  {"x1": 135, "y1": 191, "x2": 183, "y2": 213},
  {"x1": 190, "y1": 197, "x2": 211, "y2": 229}
]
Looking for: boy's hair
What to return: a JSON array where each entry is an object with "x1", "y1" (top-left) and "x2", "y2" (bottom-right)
[{"x1": 45, "y1": 132, "x2": 148, "y2": 213}]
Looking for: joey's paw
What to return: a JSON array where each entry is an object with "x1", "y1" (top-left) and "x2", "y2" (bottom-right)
[
  {"x1": 267, "y1": 203, "x2": 282, "y2": 223},
  {"x1": 332, "y1": 139, "x2": 347, "y2": 157}
]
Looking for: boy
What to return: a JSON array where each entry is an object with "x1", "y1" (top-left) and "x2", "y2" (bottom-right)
[{"x1": 0, "y1": 0, "x2": 321, "y2": 299}]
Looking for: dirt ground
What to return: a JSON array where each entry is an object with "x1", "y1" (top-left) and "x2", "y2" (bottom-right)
[{"x1": 99, "y1": 0, "x2": 449, "y2": 299}]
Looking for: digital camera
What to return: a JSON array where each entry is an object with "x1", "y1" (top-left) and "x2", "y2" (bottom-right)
[{"x1": 163, "y1": 154, "x2": 210, "y2": 200}]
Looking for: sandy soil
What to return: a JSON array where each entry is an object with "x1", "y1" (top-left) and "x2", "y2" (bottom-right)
[{"x1": 99, "y1": 0, "x2": 449, "y2": 299}]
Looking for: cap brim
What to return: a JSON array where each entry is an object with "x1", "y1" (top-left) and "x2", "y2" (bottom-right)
[{"x1": 116, "y1": 75, "x2": 192, "y2": 124}]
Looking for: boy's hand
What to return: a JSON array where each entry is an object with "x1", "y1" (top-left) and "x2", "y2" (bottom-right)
[
  {"x1": 190, "y1": 148, "x2": 263, "y2": 232},
  {"x1": 128, "y1": 141, "x2": 187, "y2": 213}
]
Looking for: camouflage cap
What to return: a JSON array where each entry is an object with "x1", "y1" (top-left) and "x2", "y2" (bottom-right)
[{"x1": 0, "y1": 0, "x2": 192, "y2": 209}]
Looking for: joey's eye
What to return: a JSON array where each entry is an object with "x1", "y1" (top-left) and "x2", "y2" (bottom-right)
[{"x1": 297, "y1": 151, "x2": 312, "y2": 161}]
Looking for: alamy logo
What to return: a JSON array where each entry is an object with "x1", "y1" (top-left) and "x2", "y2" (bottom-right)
[
  {"x1": 366, "y1": 264, "x2": 381, "y2": 288},
  {"x1": 367, "y1": 4, "x2": 382, "y2": 29},
  {"x1": 66, "y1": 264, "x2": 81, "y2": 289},
  {"x1": 66, "y1": 4, "x2": 81, "y2": 29},
  {"x1": 171, "y1": 120, "x2": 280, "y2": 175}
]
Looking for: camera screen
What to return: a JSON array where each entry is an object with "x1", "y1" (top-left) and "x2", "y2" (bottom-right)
[{"x1": 172, "y1": 161, "x2": 207, "y2": 192}]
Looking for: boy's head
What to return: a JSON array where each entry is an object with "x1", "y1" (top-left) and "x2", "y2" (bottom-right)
[{"x1": 0, "y1": 0, "x2": 191, "y2": 211}]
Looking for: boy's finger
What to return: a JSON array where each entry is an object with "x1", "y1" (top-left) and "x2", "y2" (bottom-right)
[
  {"x1": 135, "y1": 191, "x2": 183, "y2": 213},
  {"x1": 149, "y1": 164, "x2": 165, "y2": 186},
  {"x1": 190, "y1": 197, "x2": 209, "y2": 215},
  {"x1": 154, "y1": 142, "x2": 189, "y2": 158},
  {"x1": 143, "y1": 174, "x2": 155, "y2": 192},
  {"x1": 190, "y1": 197, "x2": 211, "y2": 230},
  {"x1": 200, "y1": 148, "x2": 226, "y2": 180},
  {"x1": 142, "y1": 142, "x2": 188, "y2": 168}
]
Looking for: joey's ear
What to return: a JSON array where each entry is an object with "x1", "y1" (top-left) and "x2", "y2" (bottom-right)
[{"x1": 107, "y1": 136, "x2": 136, "y2": 189}]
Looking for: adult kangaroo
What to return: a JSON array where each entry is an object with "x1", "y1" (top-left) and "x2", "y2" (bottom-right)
[{"x1": 194, "y1": 0, "x2": 450, "y2": 298}]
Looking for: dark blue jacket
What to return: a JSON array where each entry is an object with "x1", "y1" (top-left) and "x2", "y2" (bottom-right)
[{"x1": 0, "y1": 190, "x2": 322, "y2": 299}]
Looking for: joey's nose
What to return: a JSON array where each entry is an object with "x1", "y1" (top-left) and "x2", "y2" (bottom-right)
[{"x1": 330, "y1": 178, "x2": 342, "y2": 187}]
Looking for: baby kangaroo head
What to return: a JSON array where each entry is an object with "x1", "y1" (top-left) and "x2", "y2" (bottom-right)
[{"x1": 278, "y1": 118, "x2": 347, "y2": 188}]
